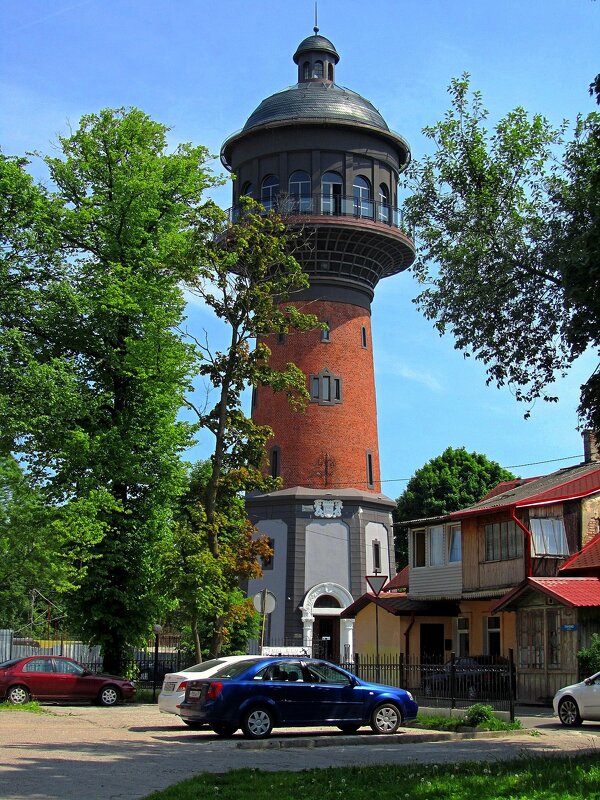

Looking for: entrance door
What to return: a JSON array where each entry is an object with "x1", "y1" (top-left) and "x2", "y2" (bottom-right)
[
  {"x1": 313, "y1": 616, "x2": 340, "y2": 662},
  {"x1": 420, "y1": 623, "x2": 445, "y2": 663}
]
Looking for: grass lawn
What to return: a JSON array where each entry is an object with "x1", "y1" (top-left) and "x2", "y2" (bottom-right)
[{"x1": 143, "y1": 756, "x2": 600, "y2": 800}]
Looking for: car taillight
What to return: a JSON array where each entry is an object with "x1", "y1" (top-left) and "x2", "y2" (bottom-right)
[
  {"x1": 178, "y1": 680, "x2": 188, "y2": 690},
  {"x1": 206, "y1": 682, "x2": 223, "y2": 700}
]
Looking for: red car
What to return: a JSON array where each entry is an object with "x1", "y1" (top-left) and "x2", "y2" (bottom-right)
[{"x1": 0, "y1": 656, "x2": 136, "y2": 706}]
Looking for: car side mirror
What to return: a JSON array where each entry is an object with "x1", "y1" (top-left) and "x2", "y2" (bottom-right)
[{"x1": 584, "y1": 677, "x2": 594, "y2": 685}]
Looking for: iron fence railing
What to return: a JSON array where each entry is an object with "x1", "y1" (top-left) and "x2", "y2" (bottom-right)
[{"x1": 228, "y1": 193, "x2": 413, "y2": 235}]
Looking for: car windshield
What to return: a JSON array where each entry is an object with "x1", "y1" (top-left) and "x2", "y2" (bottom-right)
[{"x1": 209, "y1": 658, "x2": 265, "y2": 679}]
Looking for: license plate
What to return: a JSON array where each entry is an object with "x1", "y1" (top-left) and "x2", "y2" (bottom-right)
[
  {"x1": 163, "y1": 682, "x2": 176, "y2": 692},
  {"x1": 189, "y1": 689, "x2": 202, "y2": 698}
]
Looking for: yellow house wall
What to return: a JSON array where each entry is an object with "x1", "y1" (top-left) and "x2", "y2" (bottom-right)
[
  {"x1": 351, "y1": 603, "x2": 403, "y2": 656},
  {"x1": 458, "y1": 600, "x2": 517, "y2": 658}
]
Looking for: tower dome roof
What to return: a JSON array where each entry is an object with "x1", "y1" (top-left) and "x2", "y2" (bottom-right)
[
  {"x1": 293, "y1": 33, "x2": 339, "y2": 64},
  {"x1": 241, "y1": 82, "x2": 389, "y2": 133}
]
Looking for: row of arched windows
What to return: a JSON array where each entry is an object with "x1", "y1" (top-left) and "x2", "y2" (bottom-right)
[{"x1": 241, "y1": 172, "x2": 391, "y2": 219}]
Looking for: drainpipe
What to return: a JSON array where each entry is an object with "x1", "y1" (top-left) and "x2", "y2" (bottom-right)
[{"x1": 511, "y1": 507, "x2": 532, "y2": 577}]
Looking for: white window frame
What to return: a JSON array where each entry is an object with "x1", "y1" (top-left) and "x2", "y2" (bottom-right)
[{"x1": 530, "y1": 517, "x2": 569, "y2": 556}]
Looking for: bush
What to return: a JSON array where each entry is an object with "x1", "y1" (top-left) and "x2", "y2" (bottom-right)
[
  {"x1": 577, "y1": 633, "x2": 600, "y2": 678},
  {"x1": 462, "y1": 703, "x2": 496, "y2": 727}
]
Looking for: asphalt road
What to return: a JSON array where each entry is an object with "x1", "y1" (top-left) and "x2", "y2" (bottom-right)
[{"x1": 1, "y1": 704, "x2": 599, "y2": 800}]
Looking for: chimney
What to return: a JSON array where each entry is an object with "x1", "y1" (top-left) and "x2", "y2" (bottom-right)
[{"x1": 583, "y1": 430, "x2": 600, "y2": 463}]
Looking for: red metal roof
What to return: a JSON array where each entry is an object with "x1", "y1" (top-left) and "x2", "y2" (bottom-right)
[
  {"x1": 494, "y1": 577, "x2": 600, "y2": 611},
  {"x1": 385, "y1": 566, "x2": 409, "y2": 591},
  {"x1": 559, "y1": 534, "x2": 600, "y2": 574},
  {"x1": 449, "y1": 462, "x2": 600, "y2": 520}
]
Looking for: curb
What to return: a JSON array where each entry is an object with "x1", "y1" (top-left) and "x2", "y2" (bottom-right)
[{"x1": 235, "y1": 727, "x2": 530, "y2": 749}]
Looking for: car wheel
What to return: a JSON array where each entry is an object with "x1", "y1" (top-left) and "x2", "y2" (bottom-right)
[
  {"x1": 7, "y1": 685, "x2": 31, "y2": 705},
  {"x1": 337, "y1": 724, "x2": 361, "y2": 733},
  {"x1": 211, "y1": 722, "x2": 237, "y2": 737},
  {"x1": 98, "y1": 685, "x2": 121, "y2": 707},
  {"x1": 370, "y1": 702, "x2": 402, "y2": 734},
  {"x1": 182, "y1": 720, "x2": 205, "y2": 729},
  {"x1": 241, "y1": 706, "x2": 274, "y2": 739},
  {"x1": 558, "y1": 697, "x2": 582, "y2": 727}
]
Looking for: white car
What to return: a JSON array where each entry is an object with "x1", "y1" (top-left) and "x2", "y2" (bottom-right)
[
  {"x1": 158, "y1": 656, "x2": 256, "y2": 726},
  {"x1": 553, "y1": 670, "x2": 600, "y2": 726}
]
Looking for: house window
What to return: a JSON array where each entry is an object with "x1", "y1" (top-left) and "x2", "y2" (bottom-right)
[
  {"x1": 277, "y1": 331, "x2": 285, "y2": 344},
  {"x1": 457, "y1": 618, "x2": 469, "y2": 657},
  {"x1": 309, "y1": 369, "x2": 342, "y2": 405},
  {"x1": 361, "y1": 326, "x2": 368, "y2": 348},
  {"x1": 269, "y1": 446, "x2": 280, "y2": 479},
  {"x1": 448, "y1": 525, "x2": 462, "y2": 562},
  {"x1": 261, "y1": 538, "x2": 274, "y2": 570},
  {"x1": 485, "y1": 616, "x2": 501, "y2": 656},
  {"x1": 327, "y1": 62, "x2": 334, "y2": 80},
  {"x1": 321, "y1": 321, "x2": 331, "y2": 342},
  {"x1": 251, "y1": 386, "x2": 257, "y2": 409},
  {"x1": 413, "y1": 530, "x2": 426, "y2": 567},
  {"x1": 366, "y1": 451, "x2": 374, "y2": 488},
  {"x1": 530, "y1": 518, "x2": 569, "y2": 556},
  {"x1": 372, "y1": 540, "x2": 381, "y2": 573},
  {"x1": 313, "y1": 60, "x2": 323, "y2": 78},
  {"x1": 484, "y1": 520, "x2": 523, "y2": 561},
  {"x1": 261, "y1": 175, "x2": 279, "y2": 210},
  {"x1": 303, "y1": 61, "x2": 310, "y2": 80},
  {"x1": 240, "y1": 181, "x2": 254, "y2": 198},
  {"x1": 429, "y1": 525, "x2": 444, "y2": 566}
]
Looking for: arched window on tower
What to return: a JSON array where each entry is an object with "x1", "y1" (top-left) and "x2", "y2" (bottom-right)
[
  {"x1": 313, "y1": 60, "x2": 324, "y2": 79},
  {"x1": 322, "y1": 171, "x2": 343, "y2": 215},
  {"x1": 353, "y1": 175, "x2": 372, "y2": 219},
  {"x1": 270, "y1": 446, "x2": 280, "y2": 479},
  {"x1": 261, "y1": 175, "x2": 279, "y2": 211},
  {"x1": 303, "y1": 61, "x2": 310, "y2": 80},
  {"x1": 328, "y1": 62, "x2": 334, "y2": 81},
  {"x1": 288, "y1": 170, "x2": 312, "y2": 213},
  {"x1": 378, "y1": 183, "x2": 390, "y2": 222},
  {"x1": 241, "y1": 181, "x2": 254, "y2": 198}
]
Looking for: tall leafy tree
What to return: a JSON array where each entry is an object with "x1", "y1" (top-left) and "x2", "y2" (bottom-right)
[
  {"x1": 162, "y1": 461, "x2": 270, "y2": 662},
  {"x1": 182, "y1": 200, "x2": 320, "y2": 655},
  {"x1": 404, "y1": 75, "x2": 600, "y2": 430},
  {"x1": 0, "y1": 108, "x2": 220, "y2": 672},
  {"x1": 393, "y1": 447, "x2": 516, "y2": 568}
]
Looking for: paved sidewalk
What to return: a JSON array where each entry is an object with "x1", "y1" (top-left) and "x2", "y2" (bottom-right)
[{"x1": 0, "y1": 704, "x2": 598, "y2": 800}]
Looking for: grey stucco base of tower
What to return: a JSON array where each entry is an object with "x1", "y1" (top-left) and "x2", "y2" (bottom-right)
[{"x1": 245, "y1": 487, "x2": 395, "y2": 661}]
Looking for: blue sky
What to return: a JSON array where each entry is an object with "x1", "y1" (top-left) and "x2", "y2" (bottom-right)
[{"x1": 1, "y1": 0, "x2": 599, "y2": 495}]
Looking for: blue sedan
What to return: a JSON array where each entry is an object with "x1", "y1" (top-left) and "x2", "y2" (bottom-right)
[{"x1": 178, "y1": 656, "x2": 418, "y2": 738}]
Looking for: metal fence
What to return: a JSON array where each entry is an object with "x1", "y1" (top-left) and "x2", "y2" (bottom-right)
[{"x1": 342, "y1": 652, "x2": 516, "y2": 718}]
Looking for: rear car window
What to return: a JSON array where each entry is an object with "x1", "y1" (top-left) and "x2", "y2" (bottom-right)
[
  {"x1": 185, "y1": 659, "x2": 227, "y2": 673},
  {"x1": 210, "y1": 659, "x2": 264, "y2": 679}
]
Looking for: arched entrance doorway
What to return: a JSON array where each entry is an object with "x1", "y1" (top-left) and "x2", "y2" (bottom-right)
[{"x1": 300, "y1": 582, "x2": 354, "y2": 662}]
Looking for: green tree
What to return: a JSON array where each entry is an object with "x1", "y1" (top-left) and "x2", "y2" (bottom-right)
[
  {"x1": 162, "y1": 461, "x2": 269, "y2": 662},
  {"x1": 404, "y1": 75, "x2": 600, "y2": 430},
  {"x1": 0, "y1": 108, "x2": 220, "y2": 673},
  {"x1": 182, "y1": 199, "x2": 319, "y2": 655},
  {"x1": 393, "y1": 447, "x2": 516, "y2": 568}
]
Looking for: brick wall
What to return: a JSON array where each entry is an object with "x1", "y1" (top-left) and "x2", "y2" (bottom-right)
[{"x1": 253, "y1": 299, "x2": 382, "y2": 492}]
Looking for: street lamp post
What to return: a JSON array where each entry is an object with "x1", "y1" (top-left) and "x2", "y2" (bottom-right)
[
  {"x1": 365, "y1": 573, "x2": 388, "y2": 682},
  {"x1": 152, "y1": 624, "x2": 163, "y2": 703}
]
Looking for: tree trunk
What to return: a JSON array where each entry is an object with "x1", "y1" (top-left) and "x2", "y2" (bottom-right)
[{"x1": 191, "y1": 614, "x2": 202, "y2": 663}]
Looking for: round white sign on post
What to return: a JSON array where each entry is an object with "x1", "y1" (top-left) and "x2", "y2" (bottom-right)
[{"x1": 253, "y1": 590, "x2": 276, "y2": 615}]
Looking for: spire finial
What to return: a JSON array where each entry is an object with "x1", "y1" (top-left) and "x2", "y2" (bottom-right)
[{"x1": 314, "y1": 1, "x2": 319, "y2": 34}]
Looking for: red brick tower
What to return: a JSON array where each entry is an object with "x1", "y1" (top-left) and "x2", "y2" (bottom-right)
[{"x1": 220, "y1": 29, "x2": 415, "y2": 657}]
